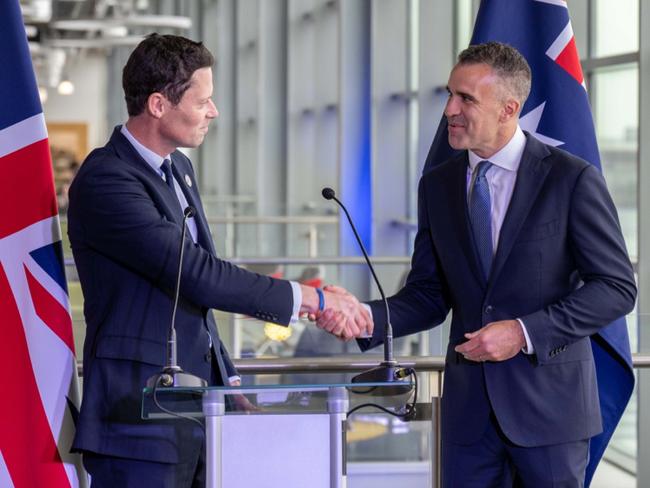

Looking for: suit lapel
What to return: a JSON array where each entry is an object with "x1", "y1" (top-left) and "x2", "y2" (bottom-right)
[
  {"x1": 109, "y1": 128, "x2": 185, "y2": 225},
  {"x1": 432, "y1": 153, "x2": 486, "y2": 287},
  {"x1": 170, "y1": 155, "x2": 217, "y2": 255},
  {"x1": 110, "y1": 128, "x2": 216, "y2": 254},
  {"x1": 489, "y1": 135, "x2": 552, "y2": 285}
]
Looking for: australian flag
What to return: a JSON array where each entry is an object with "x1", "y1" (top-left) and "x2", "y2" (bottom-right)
[
  {"x1": 0, "y1": 1, "x2": 86, "y2": 486},
  {"x1": 424, "y1": 0, "x2": 634, "y2": 485}
]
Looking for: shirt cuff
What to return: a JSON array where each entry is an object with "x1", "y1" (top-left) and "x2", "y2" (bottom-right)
[
  {"x1": 360, "y1": 304, "x2": 373, "y2": 338},
  {"x1": 517, "y1": 318, "x2": 534, "y2": 354},
  {"x1": 228, "y1": 375, "x2": 241, "y2": 385},
  {"x1": 289, "y1": 281, "x2": 302, "y2": 323}
]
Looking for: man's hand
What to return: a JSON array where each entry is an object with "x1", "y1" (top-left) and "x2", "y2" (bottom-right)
[
  {"x1": 229, "y1": 378, "x2": 258, "y2": 412},
  {"x1": 454, "y1": 320, "x2": 525, "y2": 362},
  {"x1": 312, "y1": 285, "x2": 373, "y2": 341}
]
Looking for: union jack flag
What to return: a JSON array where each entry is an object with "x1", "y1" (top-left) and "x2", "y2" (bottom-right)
[
  {"x1": 0, "y1": 1, "x2": 85, "y2": 486},
  {"x1": 424, "y1": 0, "x2": 634, "y2": 485}
]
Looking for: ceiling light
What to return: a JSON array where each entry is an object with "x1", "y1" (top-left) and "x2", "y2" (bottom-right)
[{"x1": 58, "y1": 79, "x2": 74, "y2": 96}]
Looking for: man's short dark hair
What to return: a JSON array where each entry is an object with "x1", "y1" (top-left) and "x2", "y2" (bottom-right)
[
  {"x1": 457, "y1": 41, "x2": 532, "y2": 107},
  {"x1": 122, "y1": 33, "x2": 214, "y2": 116}
]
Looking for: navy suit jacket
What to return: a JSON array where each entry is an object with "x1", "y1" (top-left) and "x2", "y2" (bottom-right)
[
  {"x1": 68, "y1": 127, "x2": 294, "y2": 463},
  {"x1": 362, "y1": 133, "x2": 636, "y2": 447}
]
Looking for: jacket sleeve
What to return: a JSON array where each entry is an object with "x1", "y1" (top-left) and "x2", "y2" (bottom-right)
[
  {"x1": 69, "y1": 155, "x2": 294, "y2": 324},
  {"x1": 359, "y1": 177, "x2": 451, "y2": 351},
  {"x1": 520, "y1": 164, "x2": 636, "y2": 363}
]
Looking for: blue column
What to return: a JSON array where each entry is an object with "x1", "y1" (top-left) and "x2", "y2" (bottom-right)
[{"x1": 339, "y1": 0, "x2": 372, "y2": 300}]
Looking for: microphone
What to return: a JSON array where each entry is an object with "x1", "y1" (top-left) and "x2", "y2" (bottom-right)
[
  {"x1": 146, "y1": 206, "x2": 207, "y2": 389},
  {"x1": 321, "y1": 187, "x2": 411, "y2": 394}
]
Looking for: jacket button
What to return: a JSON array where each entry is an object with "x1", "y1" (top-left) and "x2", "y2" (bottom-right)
[
  {"x1": 484, "y1": 305, "x2": 493, "y2": 314},
  {"x1": 205, "y1": 352, "x2": 211, "y2": 362}
]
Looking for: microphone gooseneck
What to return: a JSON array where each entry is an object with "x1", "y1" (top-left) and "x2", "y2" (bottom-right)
[
  {"x1": 166, "y1": 205, "x2": 197, "y2": 369},
  {"x1": 322, "y1": 187, "x2": 411, "y2": 394},
  {"x1": 146, "y1": 205, "x2": 207, "y2": 389},
  {"x1": 321, "y1": 187, "x2": 393, "y2": 364}
]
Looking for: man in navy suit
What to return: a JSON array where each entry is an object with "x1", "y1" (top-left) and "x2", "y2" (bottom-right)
[
  {"x1": 319, "y1": 42, "x2": 636, "y2": 486},
  {"x1": 67, "y1": 34, "x2": 370, "y2": 487}
]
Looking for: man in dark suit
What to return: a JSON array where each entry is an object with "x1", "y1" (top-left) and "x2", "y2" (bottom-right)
[
  {"x1": 67, "y1": 34, "x2": 370, "y2": 487},
  {"x1": 318, "y1": 42, "x2": 636, "y2": 486}
]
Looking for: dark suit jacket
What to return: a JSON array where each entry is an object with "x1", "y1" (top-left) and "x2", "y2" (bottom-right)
[
  {"x1": 362, "y1": 133, "x2": 636, "y2": 447},
  {"x1": 68, "y1": 127, "x2": 294, "y2": 463}
]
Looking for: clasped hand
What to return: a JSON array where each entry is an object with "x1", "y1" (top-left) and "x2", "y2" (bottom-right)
[
  {"x1": 454, "y1": 320, "x2": 525, "y2": 362},
  {"x1": 310, "y1": 285, "x2": 373, "y2": 341}
]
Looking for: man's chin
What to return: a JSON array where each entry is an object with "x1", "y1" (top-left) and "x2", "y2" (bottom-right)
[
  {"x1": 181, "y1": 137, "x2": 204, "y2": 149},
  {"x1": 447, "y1": 135, "x2": 467, "y2": 151}
]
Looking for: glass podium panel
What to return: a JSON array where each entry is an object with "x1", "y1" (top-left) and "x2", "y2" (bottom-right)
[
  {"x1": 141, "y1": 381, "x2": 435, "y2": 488},
  {"x1": 142, "y1": 382, "x2": 415, "y2": 419}
]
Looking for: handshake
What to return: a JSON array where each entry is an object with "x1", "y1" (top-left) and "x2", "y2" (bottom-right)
[{"x1": 300, "y1": 285, "x2": 374, "y2": 341}]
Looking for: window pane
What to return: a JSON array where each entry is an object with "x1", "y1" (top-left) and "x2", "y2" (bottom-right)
[
  {"x1": 592, "y1": 64, "x2": 638, "y2": 260},
  {"x1": 454, "y1": 0, "x2": 473, "y2": 55},
  {"x1": 593, "y1": 0, "x2": 639, "y2": 57}
]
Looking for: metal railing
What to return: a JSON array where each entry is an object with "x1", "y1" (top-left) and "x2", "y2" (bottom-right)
[
  {"x1": 231, "y1": 353, "x2": 650, "y2": 374},
  {"x1": 75, "y1": 354, "x2": 650, "y2": 377},
  {"x1": 65, "y1": 255, "x2": 412, "y2": 267}
]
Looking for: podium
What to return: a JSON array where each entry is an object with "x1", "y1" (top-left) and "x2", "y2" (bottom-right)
[{"x1": 142, "y1": 382, "x2": 415, "y2": 488}]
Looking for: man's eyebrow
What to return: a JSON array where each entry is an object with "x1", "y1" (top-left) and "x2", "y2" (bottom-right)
[
  {"x1": 457, "y1": 90, "x2": 476, "y2": 101},
  {"x1": 446, "y1": 86, "x2": 476, "y2": 101}
]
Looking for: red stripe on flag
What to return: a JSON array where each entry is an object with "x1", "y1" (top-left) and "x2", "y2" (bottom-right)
[
  {"x1": 25, "y1": 265, "x2": 75, "y2": 354},
  {"x1": 0, "y1": 139, "x2": 58, "y2": 239},
  {"x1": 0, "y1": 265, "x2": 71, "y2": 487},
  {"x1": 555, "y1": 37, "x2": 584, "y2": 85}
]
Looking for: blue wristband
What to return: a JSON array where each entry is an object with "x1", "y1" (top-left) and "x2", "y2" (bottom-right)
[{"x1": 315, "y1": 287, "x2": 325, "y2": 312}]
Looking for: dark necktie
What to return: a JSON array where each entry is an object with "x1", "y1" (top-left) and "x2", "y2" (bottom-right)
[
  {"x1": 161, "y1": 158, "x2": 175, "y2": 191},
  {"x1": 470, "y1": 161, "x2": 493, "y2": 279}
]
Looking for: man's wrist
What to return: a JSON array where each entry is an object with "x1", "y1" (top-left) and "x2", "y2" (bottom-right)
[
  {"x1": 299, "y1": 284, "x2": 320, "y2": 314},
  {"x1": 315, "y1": 287, "x2": 325, "y2": 312},
  {"x1": 516, "y1": 318, "x2": 534, "y2": 354}
]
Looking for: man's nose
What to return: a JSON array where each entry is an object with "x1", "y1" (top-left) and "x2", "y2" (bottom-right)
[
  {"x1": 208, "y1": 99, "x2": 219, "y2": 118},
  {"x1": 444, "y1": 96, "x2": 459, "y2": 117}
]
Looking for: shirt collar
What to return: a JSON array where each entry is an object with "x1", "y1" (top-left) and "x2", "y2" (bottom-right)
[
  {"x1": 120, "y1": 124, "x2": 172, "y2": 176},
  {"x1": 468, "y1": 125, "x2": 526, "y2": 173}
]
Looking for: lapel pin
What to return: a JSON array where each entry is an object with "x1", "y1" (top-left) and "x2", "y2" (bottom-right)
[{"x1": 184, "y1": 174, "x2": 192, "y2": 187}]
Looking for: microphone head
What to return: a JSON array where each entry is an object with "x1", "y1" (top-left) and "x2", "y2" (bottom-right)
[
  {"x1": 322, "y1": 187, "x2": 336, "y2": 200},
  {"x1": 184, "y1": 206, "x2": 196, "y2": 218}
]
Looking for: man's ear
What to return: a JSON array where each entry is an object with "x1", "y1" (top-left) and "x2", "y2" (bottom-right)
[
  {"x1": 500, "y1": 97, "x2": 520, "y2": 122},
  {"x1": 147, "y1": 92, "x2": 166, "y2": 119}
]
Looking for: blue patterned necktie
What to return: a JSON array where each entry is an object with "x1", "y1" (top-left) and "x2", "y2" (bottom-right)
[
  {"x1": 161, "y1": 158, "x2": 175, "y2": 191},
  {"x1": 470, "y1": 160, "x2": 493, "y2": 279}
]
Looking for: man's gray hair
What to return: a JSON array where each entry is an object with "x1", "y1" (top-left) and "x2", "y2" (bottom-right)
[{"x1": 457, "y1": 41, "x2": 532, "y2": 106}]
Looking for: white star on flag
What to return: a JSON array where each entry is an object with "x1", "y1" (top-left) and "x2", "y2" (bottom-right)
[{"x1": 520, "y1": 102, "x2": 565, "y2": 147}]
